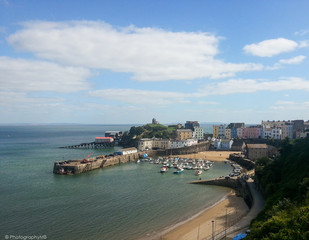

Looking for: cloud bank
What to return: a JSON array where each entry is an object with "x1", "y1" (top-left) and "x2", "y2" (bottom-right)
[
  {"x1": 0, "y1": 57, "x2": 92, "y2": 93},
  {"x1": 7, "y1": 20, "x2": 262, "y2": 82}
]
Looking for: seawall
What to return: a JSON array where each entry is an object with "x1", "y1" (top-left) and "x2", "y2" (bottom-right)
[
  {"x1": 53, "y1": 152, "x2": 141, "y2": 175},
  {"x1": 146, "y1": 142, "x2": 211, "y2": 157},
  {"x1": 229, "y1": 153, "x2": 255, "y2": 170},
  {"x1": 191, "y1": 177, "x2": 253, "y2": 209}
]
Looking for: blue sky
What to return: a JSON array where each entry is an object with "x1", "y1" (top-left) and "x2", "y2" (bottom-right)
[{"x1": 1, "y1": 0, "x2": 309, "y2": 124}]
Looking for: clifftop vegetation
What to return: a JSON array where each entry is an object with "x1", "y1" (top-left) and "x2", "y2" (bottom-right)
[
  {"x1": 119, "y1": 124, "x2": 177, "y2": 147},
  {"x1": 247, "y1": 137, "x2": 309, "y2": 239}
]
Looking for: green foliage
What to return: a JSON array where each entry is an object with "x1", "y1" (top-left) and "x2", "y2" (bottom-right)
[
  {"x1": 247, "y1": 137, "x2": 309, "y2": 239},
  {"x1": 119, "y1": 124, "x2": 177, "y2": 147},
  {"x1": 248, "y1": 204, "x2": 309, "y2": 239}
]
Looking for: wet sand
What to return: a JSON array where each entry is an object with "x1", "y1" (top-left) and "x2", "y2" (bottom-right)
[{"x1": 169, "y1": 150, "x2": 241, "y2": 162}]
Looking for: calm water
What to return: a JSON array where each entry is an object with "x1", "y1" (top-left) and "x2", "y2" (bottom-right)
[{"x1": 0, "y1": 125, "x2": 231, "y2": 240}]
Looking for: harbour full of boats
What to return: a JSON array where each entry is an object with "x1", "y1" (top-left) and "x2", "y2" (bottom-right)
[{"x1": 138, "y1": 157, "x2": 215, "y2": 176}]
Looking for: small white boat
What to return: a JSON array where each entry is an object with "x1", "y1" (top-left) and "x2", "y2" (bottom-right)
[
  {"x1": 160, "y1": 167, "x2": 168, "y2": 173},
  {"x1": 203, "y1": 166, "x2": 210, "y2": 171},
  {"x1": 174, "y1": 168, "x2": 184, "y2": 174},
  {"x1": 195, "y1": 170, "x2": 202, "y2": 176}
]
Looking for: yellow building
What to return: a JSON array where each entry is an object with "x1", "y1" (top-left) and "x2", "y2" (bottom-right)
[
  {"x1": 176, "y1": 129, "x2": 193, "y2": 140},
  {"x1": 213, "y1": 124, "x2": 226, "y2": 139},
  {"x1": 152, "y1": 139, "x2": 171, "y2": 149},
  {"x1": 225, "y1": 128, "x2": 231, "y2": 139},
  {"x1": 213, "y1": 125, "x2": 219, "y2": 138}
]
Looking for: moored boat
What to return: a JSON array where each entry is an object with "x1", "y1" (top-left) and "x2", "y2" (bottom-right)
[
  {"x1": 160, "y1": 167, "x2": 168, "y2": 173},
  {"x1": 195, "y1": 170, "x2": 202, "y2": 176},
  {"x1": 173, "y1": 168, "x2": 184, "y2": 174}
]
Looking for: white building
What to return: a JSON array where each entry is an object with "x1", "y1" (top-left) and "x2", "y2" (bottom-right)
[
  {"x1": 170, "y1": 139, "x2": 198, "y2": 149},
  {"x1": 213, "y1": 139, "x2": 233, "y2": 150},
  {"x1": 117, "y1": 147, "x2": 138, "y2": 155},
  {"x1": 137, "y1": 138, "x2": 153, "y2": 151},
  {"x1": 237, "y1": 128, "x2": 245, "y2": 139},
  {"x1": 262, "y1": 120, "x2": 294, "y2": 139},
  {"x1": 193, "y1": 126, "x2": 204, "y2": 140}
]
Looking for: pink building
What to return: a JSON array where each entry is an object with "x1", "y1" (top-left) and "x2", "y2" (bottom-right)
[{"x1": 242, "y1": 126, "x2": 262, "y2": 139}]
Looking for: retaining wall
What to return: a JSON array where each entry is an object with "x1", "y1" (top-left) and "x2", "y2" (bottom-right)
[{"x1": 147, "y1": 142, "x2": 211, "y2": 157}]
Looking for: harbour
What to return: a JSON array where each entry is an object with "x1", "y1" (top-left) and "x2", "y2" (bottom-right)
[{"x1": 1, "y1": 124, "x2": 235, "y2": 240}]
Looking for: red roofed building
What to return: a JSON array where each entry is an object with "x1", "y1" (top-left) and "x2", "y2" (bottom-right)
[{"x1": 95, "y1": 137, "x2": 114, "y2": 143}]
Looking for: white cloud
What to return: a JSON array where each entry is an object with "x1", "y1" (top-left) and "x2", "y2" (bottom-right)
[
  {"x1": 299, "y1": 40, "x2": 309, "y2": 48},
  {"x1": 270, "y1": 101, "x2": 309, "y2": 111},
  {"x1": 279, "y1": 55, "x2": 306, "y2": 65},
  {"x1": 7, "y1": 20, "x2": 262, "y2": 82},
  {"x1": 202, "y1": 77, "x2": 309, "y2": 95},
  {"x1": 197, "y1": 101, "x2": 218, "y2": 105},
  {"x1": 0, "y1": 57, "x2": 92, "y2": 93},
  {"x1": 243, "y1": 38, "x2": 299, "y2": 57},
  {"x1": 88, "y1": 77, "x2": 309, "y2": 105},
  {"x1": 89, "y1": 88, "x2": 192, "y2": 105},
  {"x1": 294, "y1": 30, "x2": 309, "y2": 36},
  {"x1": 0, "y1": 91, "x2": 64, "y2": 106}
]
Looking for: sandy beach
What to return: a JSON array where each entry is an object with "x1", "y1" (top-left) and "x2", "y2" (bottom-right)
[
  {"x1": 159, "y1": 192, "x2": 249, "y2": 240},
  {"x1": 169, "y1": 150, "x2": 241, "y2": 162}
]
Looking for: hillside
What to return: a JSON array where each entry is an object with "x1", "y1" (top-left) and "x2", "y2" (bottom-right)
[
  {"x1": 119, "y1": 124, "x2": 177, "y2": 147},
  {"x1": 247, "y1": 138, "x2": 309, "y2": 239}
]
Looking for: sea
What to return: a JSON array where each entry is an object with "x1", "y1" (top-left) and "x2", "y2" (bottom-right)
[{"x1": 0, "y1": 124, "x2": 233, "y2": 240}]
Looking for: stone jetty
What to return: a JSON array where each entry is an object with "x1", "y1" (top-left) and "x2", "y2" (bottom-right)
[{"x1": 53, "y1": 152, "x2": 141, "y2": 175}]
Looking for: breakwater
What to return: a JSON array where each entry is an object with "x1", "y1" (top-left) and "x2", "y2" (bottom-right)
[
  {"x1": 53, "y1": 152, "x2": 141, "y2": 175},
  {"x1": 191, "y1": 176, "x2": 253, "y2": 208},
  {"x1": 61, "y1": 142, "x2": 115, "y2": 149}
]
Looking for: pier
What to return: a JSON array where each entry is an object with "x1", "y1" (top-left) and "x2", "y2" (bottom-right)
[
  {"x1": 61, "y1": 142, "x2": 115, "y2": 149},
  {"x1": 53, "y1": 152, "x2": 141, "y2": 175}
]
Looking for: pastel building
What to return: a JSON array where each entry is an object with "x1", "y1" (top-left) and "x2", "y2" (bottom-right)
[
  {"x1": 176, "y1": 129, "x2": 193, "y2": 140},
  {"x1": 226, "y1": 123, "x2": 245, "y2": 139},
  {"x1": 152, "y1": 139, "x2": 171, "y2": 150},
  {"x1": 213, "y1": 124, "x2": 226, "y2": 139},
  {"x1": 225, "y1": 128, "x2": 232, "y2": 139},
  {"x1": 262, "y1": 120, "x2": 293, "y2": 139},
  {"x1": 242, "y1": 126, "x2": 263, "y2": 139}
]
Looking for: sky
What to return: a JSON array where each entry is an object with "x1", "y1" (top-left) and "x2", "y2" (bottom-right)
[{"x1": 1, "y1": 0, "x2": 309, "y2": 124}]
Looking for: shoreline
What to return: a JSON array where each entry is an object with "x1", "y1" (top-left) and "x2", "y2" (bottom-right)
[
  {"x1": 163, "y1": 192, "x2": 249, "y2": 240},
  {"x1": 140, "y1": 190, "x2": 233, "y2": 240},
  {"x1": 140, "y1": 191, "x2": 249, "y2": 240}
]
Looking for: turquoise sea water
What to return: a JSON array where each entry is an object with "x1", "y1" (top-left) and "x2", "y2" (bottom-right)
[{"x1": 0, "y1": 125, "x2": 231, "y2": 240}]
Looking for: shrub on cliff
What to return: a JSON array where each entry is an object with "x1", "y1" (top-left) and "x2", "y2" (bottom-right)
[
  {"x1": 247, "y1": 137, "x2": 309, "y2": 239},
  {"x1": 119, "y1": 124, "x2": 177, "y2": 147}
]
